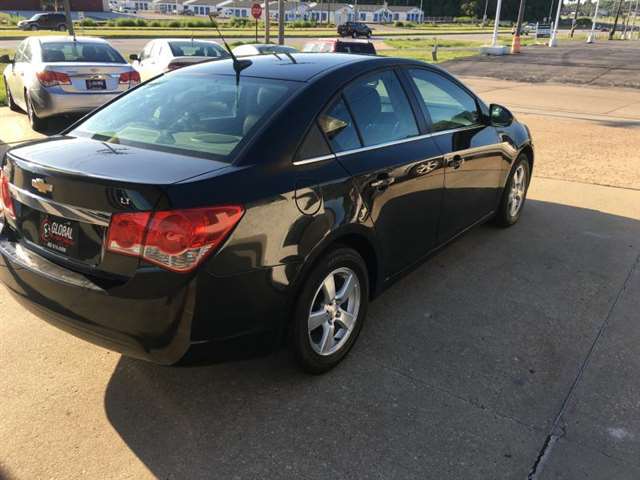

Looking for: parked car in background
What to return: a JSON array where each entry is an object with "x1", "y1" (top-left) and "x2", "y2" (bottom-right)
[
  {"x1": 232, "y1": 44, "x2": 298, "y2": 57},
  {"x1": 1, "y1": 36, "x2": 140, "y2": 130},
  {"x1": 131, "y1": 39, "x2": 230, "y2": 81},
  {"x1": 17, "y1": 12, "x2": 68, "y2": 31},
  {"x1": 0, "y1": 53, "x2": 533, "y2": 373},
  {"x1": 303, "y1": 39, "x2": 376, "y2": 55},
  {"x1": 338, "y1": 21, "x2": 372, "y2": 38}
]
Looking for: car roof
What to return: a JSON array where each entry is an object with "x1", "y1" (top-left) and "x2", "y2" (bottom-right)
[
  {"x1": 182, "y1": 52, "x2": 421, "y2": 82},
  {"x1": 160, "y1": 38, "x2": 222, "y2": 43},
  {"x1": 36, "y1": 36, "x2": 111, "y2": 45}
]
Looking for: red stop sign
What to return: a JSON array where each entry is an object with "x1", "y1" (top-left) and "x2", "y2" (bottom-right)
[{"x1": 251, "y1": 3, "x2": 262, "y2": 19}]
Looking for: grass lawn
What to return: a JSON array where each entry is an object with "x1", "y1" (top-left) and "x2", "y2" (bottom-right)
[{"x1": 380, "y1": 48, "x2": 478, "y2": 63}]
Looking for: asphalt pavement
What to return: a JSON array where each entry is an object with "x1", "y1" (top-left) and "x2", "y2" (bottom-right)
[{"x1": 1, "y1": 47, "x2": 640, "y2": 479}]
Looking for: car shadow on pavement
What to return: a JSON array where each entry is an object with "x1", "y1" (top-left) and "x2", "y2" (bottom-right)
[{"x1": 103, "y1": 199, "x2": 640, "y2": 479}]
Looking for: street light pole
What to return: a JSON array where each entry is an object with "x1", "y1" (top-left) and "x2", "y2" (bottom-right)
[
  {"x1": 549, "y1": 0, "x2": 563, "y2": 47},
  {"x1": 587, "y1": 0, "x2": 600, "y2": 42},
  {"x1": 512, "y1": 0, "x2": 526, "y2": 53},
  {"x1": 490, "y1": 0, "x2": 503, "y2": 47},
  {"x1": 631, "y1": 0, "x2": 639, "y2": 39}
]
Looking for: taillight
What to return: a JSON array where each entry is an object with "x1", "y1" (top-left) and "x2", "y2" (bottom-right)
[
  {"x1": 167, "y1": 62, "x2": 188, "y2": 71},
  {"x1": 36, "y1": 70, "x2": 71, "y2": 87},
  {"x1": 0, "y1": 169, "x2": 15, "y2": 220},
  {"x1": 119, "y1": 70, "x2": 141, "y2": 85},
  {"x1": 106, "y1": 206, "x2": 244, "y2": 273}
]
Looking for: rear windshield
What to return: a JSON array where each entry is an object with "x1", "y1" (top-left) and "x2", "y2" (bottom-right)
[
  {"x1": 41, "y1": 42, "x2": 125, "y2": 63},
  {"x1": 71, "y1": 72, "x2": 298, "y2": 161},
  {"x1": 335, "y1": 42, "x2": 375, "y2": 54},
  {"x1": 168, "y1": 41, "x2": 229, "y2": 58}
]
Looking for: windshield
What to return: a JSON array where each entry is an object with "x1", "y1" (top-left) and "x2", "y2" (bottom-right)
[
  {"x1": 41, "y1": 42, "x2": 125, "y2": 63},
  {"x1": 72, "y1": 72, "x2": 297, "y2": 161},
  {"x1": 168, "y1": 41, "x2": 229, "y2": 58}
]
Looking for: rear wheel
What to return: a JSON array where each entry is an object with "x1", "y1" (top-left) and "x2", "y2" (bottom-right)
[
  {"x1": 494, "y1": 154, "x2": 531, "y2": 227},
  {"x1": 291, "y1": 247, "x2": 369, "y2": 374},
  {"x1": 30, "y1": 25, "x2": 38, "y2": 31},
  {"x1": 26, "y1": 93, "x2": 45, "y2": 131},
  {"x1": 352, "y1": 31, "x2": 357, "y2": 38},
  {"x1": 4, "y1": 77, "x2": 19, "y2": 112},
  {"x1": 58, "y1": 24, "x2": 66, "y2": 31}
]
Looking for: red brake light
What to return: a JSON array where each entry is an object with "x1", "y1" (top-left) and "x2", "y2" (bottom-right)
[
  {"x1": 0, "y1": 170, "x2": 15, "y2": 220},
  {"x1": 36, "y1": 70, "x2": 71, "y2": 87},
  {"x1": 119, "y1": 70, "x2": 141, "y2": 85},
  {"x1": 106, "y1": 206, "x2": 244, "y2": 273}
]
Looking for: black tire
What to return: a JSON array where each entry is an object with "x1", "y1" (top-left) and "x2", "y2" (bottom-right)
[
  {"x1": 26, "y1": 93, "x2": 45, "y2": 132},
  {"x1": 58, "y1": 24, "x2": 66, "y2": 31},
  {"x1": 30, "y1": 25, "x2": 38, "y2": 31},
  {"x1": 352, "y1": 31, "x2": 357, "y2": 38},
  {"x1": 494, "y1": 154, "x2": 531, "y2": 227},
  {"x1": 291, "y1": 247, "x2": 369, "y2": 374},
  {"x1": 4, "y1": 78, "x2": 19, "y2": 112}
]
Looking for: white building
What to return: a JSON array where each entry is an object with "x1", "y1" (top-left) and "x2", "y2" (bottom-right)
[
  {"x1": 389, "y1": 5, "x2": 423, "y2": 23},
  {"x1": 184, "y1": 0, "x2": 217, "y2": 15},
  {"x1": 152, "y1": 0, "x2": 191, "y2": 13}
]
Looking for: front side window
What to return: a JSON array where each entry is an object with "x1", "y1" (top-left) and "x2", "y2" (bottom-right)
[
  {"x1": 319, "y1": 98, "x2": 361, "y2": 153},
  {"x1": 408, "y1": 69, "x2": 481, "y2": 132},
  {"x1": 72, "y1": 73, "x2": 296, "y2": 161},
  {"x1": 168, "y1": 41, "x2": 229, "y2": 58},
  {"x1": 41, "y1": 42, "x2": 125, "y2": 63},
  {"x1": 343, "y1": 70, "x2": 418, "y2": 147}
]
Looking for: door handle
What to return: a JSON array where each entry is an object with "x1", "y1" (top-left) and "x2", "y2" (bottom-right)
[
  {"x1": 446, "y1": 155, "x2": 465, "y2": 169},
  {"x1": 370, "y1": 176, "x2": 395, "y2": 189}
]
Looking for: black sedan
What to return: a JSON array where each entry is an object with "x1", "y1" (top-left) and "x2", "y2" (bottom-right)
[{"x1": 0, "y1": 53, "x2": 533, "y2": 373}]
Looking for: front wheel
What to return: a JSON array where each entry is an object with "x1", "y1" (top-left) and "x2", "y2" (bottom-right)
[
  {"x1": 291, "y1": 247, "x2": 369, "y2": 374},
  {"x1": 494, "y1": 154, "x2": 531, "y2": 227},
  {"x1": 352, "y1": 32, "x2": 357, "y2": 38},
  {"x1": 30, "y1": 25, "x2": 38, "y2": 31},
  {"x1": 58, "y1": 24, "x2": 66, "y2": 31}
]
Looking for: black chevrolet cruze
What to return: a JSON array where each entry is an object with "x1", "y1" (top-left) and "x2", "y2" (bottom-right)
[{"x1": 0, "y1": 53, "x2": 533, "y2": 373}]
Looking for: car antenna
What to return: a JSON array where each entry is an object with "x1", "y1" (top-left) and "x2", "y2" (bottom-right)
[{"x1": 208, "y1": 13, "x2": 251, "y2": 86}]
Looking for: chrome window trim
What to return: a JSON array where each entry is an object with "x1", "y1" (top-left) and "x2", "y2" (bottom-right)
[
  {"x1": 292, "y1": 124, "x2": 482, "y2": 166},
  {"x1": 8, "y1": 184, "x2": 112, "y2": 227}
]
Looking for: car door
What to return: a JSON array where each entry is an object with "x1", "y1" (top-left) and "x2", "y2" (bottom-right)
[
  {"x1": 10, "y1": 40, "x2": 31, "y2": 109},
  {"x1": 136, "y1": 40, "x2": 158, "y2": 81},
  {"x1": 5, "y1": 41, "x2": 23, "y2": 105},
  {"x1": 319, "y1": 68, "x2": 445, "y2": 277},
  {"x1": 405, "y1": 68, "x2": 505, "y2": 243}
]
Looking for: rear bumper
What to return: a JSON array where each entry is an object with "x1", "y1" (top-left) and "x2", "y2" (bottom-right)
[
  {"x1": 0, "y1": 236, "x2": 195, "y2": 364},
  {"x1": 30, "y1": 85, "x2": 122, "y2": 118}
]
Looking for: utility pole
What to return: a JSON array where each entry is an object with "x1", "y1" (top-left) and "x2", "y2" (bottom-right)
[
  {"x1": 609, "y1": 0, "x2": 624, "y2": 39},
  {"x1": 278, "y1": 0, "x2": 285, "y2": 45},
  {"x1": 265, "y1": 0, "x2": 270, "y2": 42},
  {"x1": 587, "y1": 0, "x2": 600, "y2": 42},
  {"x1": 512, "y1": 0, "x2": 526, "y2": 53},
  {"x1": 63, "y1": 0, "x2": 75, "y2": 37},
  {"x1": 622, "y1": 0, "x2": 633, "y2": 37},
  {"x1": 481, "y1": 0, "x2": 489, "y2": 27},
  {"x1": 490, "y1": 0, "x2": 503, "y2": 47},
  {"x1": 549, "y1": 0, "x2": 563, "y2": 46},
  {"x1": 570, "y1": 0, "x2": 580, "y2": 37},
  {"x1": 548, "y1": 0, "x2": 555, "y2": 22},
  {"x1": 631, "y1": 0, "x2": 639, "y2": 39}
]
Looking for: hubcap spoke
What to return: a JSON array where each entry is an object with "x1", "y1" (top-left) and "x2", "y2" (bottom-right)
[
  {"x1": 320, "y1": 323, "x2": 335, "y2": 353},
  {"x1": 309, "y1": 309, "x2": 330, "y2": 331},
  {"x1": 336, "y1": 309, "x2": 355, "y2": 331},
  {"x1": 322, "y1": 274, "x2": 336, "y2": 302},
  {"x1": 335, "y1": 273, "x2": 355, "y2": 304}
]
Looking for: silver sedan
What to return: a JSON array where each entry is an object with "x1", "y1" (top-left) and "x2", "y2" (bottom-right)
[{"x1": 1, "y1": 36, "x2": 140, "y2": 130}]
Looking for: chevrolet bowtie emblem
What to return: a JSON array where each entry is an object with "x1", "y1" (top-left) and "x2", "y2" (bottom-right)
[{"x1": 32, "y1": 178, "x2": 53, "y2": 194}]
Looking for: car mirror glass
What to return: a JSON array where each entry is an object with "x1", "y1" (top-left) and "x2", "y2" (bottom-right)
[
  {"x1": 490, "y1": 104, "x2": 513, "y2": 126},
  {"x1": 318, "y1": 115, "x2": 348, "y2": 139},
  {"x1": 130, "y1": 54, "x2": 139, "y2": 62}
]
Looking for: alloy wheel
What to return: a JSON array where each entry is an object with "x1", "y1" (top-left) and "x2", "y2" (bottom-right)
[
  {"x1": 307, "y1": 267, "x2": 361, "y2": 356},
  {"x1": 508, "y1": 164, "x2": 527, "y2": 218}
]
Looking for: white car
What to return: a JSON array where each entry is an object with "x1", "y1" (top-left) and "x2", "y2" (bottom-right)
[
  {"x1": 2, "y1": 36, "x2": 139, "y2": 130},
  {"x1": 131, "y1": 39, "x2": 229, "y2": 80},
  {"x1": 232, "y1": 44, "x2": 298, "y2": 57}
]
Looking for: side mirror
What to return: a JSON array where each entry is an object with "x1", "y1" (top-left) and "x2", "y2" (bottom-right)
[
  {"x1": 0, "y1": 54, "x2": 12, "y2": 64},
  {"x1": 129, "y1": 54, "x2": 139, "y2": 62},
  {"x1": 490, "y1": 103, "x2": 513, "y2": 126}
]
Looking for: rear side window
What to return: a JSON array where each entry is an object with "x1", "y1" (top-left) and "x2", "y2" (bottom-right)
[
  {"x1": 168, "y1": 41, "x2": 229, "y2": 58},
  {"x1": 343, "y1": 70, "x2": 418, "y2": 147},
  {"x1": 408, "y1": 69, "x2": 480, "y2": 132},
  {"x1": 295, "y1": 123, "x2": 331, "y2": 161},
  {"x1": 41, "y1": 42, "x2": 125, "y2": 63},
  {"x1": 319, "y1": 98, "x2": 361, "y2": 153}
]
